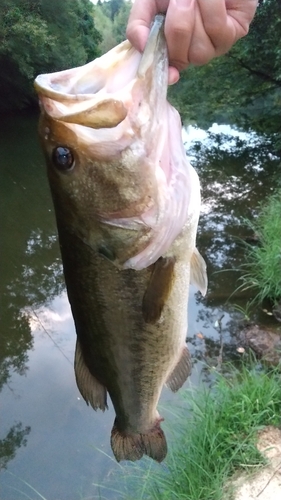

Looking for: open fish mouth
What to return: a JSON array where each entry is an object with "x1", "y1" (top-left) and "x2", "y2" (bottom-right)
[
  {"x1": 34, "y1": 15, "x2": 166, "y2": 130},
  {"x1": 34, "y1": 41, "x2": 134, "y2": 129},
  {"x1": 34, "y1": 15, "x2": 198, "y2": 271}
]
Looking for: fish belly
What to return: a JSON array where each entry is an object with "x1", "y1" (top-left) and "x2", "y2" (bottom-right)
[{"x1": 57, "y1": 224, "x2": 191, "y2": 462}]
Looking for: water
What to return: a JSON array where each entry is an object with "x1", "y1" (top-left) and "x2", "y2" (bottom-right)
[{"x1": 0, "y1": 114, "x2": 279, "y2": 500}]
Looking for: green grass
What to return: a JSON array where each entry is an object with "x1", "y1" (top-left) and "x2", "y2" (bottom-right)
[
  {"x1": 120, "y1": 364, "x2": 281, "y2": 500},
  {"x1": 238, "y1": 189, "x2": 281, "y2": 305}
]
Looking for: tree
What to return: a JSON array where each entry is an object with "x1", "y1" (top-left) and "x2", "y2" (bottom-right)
[
  {"x1": 94, "y1": 0, "x2": 132, "y2": 51},
  {"x1": 0, "y1": 0, "x2": 102, "y2": 112},
  {"x1": 94, "y1": 4, "x2": 116, "y2": 53},
  {"x1": 113, "y1": 1, "x2": 132, "y2": 44},
  {"x1": 99, "y1": 0, "x2": 125, "y2": 21}
]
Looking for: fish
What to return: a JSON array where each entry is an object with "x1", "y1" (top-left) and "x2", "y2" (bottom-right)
[{"x1": 34, "y1": 15, "x2": 207, "y2": 463}]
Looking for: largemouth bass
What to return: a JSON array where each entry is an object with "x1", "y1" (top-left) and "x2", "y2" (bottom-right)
[{"x1": 34, "y1": 15, "x2": 207, "y2": 463}]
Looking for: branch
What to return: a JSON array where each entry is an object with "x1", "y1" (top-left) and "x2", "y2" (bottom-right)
[{"x1": 228, "y1": 55, "x2": 281, "y2": 88}]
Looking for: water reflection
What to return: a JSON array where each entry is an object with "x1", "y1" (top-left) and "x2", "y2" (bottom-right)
[
  {"x1": 185, "y1": 128, "x2": 280, "y2": 304},
  {"x1": 0, "y1": 114, "x2": 66, "y2": 484},
  {"x1": 0, "y1": 116, "x2": 280, "y2": 499},
  {"x1": 0, "y1": 424, "x2": 31, "y2": 471},
  {"x1": 0, "y1": 114, "x2": 64, "y2": 391}
]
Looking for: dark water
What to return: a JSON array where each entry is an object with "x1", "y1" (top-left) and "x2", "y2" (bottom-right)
[{"x1": 0, "y1": 115, "x2": 279, "y2": 500}]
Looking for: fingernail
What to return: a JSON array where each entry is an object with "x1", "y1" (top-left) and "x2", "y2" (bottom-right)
[
  {"x1": 168, "y1": 67, "x2": 180, "y2": 85},
  {"x1": 176, "y1": 0, "x2": 188, "y2": 6},
  {"x1": 176, "y1": 0, "x2": 193, "y2": 7}
]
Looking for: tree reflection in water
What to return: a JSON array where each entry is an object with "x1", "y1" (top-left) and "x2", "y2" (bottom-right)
[
  {"x1": 0, "y1": 117, "x2": 280, "y2": 498},
  {"x1": 0, "y1": 114, "x2": 64, "y2": 472},
  {"x1": 184, "y1": 128, "x2": 280, "y2": 381},
  {"x1": 0, "y1": 424, "x2": 31, "y2": 471},
  {"x1": 187, "y1": 128, "x2": 280, "y2": 303}
]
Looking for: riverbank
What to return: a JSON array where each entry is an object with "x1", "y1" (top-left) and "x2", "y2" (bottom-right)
[
  {"x1": 237, "y1": 188, "x2": 281, "y2": 312},
  {"x1": 231, "y1": 425, "x2": 281, "y2": 500},
  {"x1": 112, "y1": 362, "x2": 281, "y2": 500}
]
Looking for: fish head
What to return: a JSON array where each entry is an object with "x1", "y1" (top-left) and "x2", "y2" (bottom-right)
[{"x1": 35, "y1": 15, "x2": 200, "y2": 270}]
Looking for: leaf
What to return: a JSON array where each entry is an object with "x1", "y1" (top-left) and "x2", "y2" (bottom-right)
[{"x1": 237, "y1": 347, "x2": 245, "y2": 354}]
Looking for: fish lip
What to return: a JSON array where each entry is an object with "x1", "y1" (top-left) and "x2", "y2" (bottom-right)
[
  {"x1": 34, "y1": 40, "x2": 134, "y2": 101},
  {"x1": 34, "y1": 15, "x2": 166, "y2": 105},
  {"x1": 137, "y1": 14, "x2": 166, "y2": 78},
  {"x1": 34, "y1": 43, "x2": 137, "y2": 128}
]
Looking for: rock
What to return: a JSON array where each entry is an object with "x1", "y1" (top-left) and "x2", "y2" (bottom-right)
[
  {"x1": 244, "y1": 233, "x2": 261, "y2": 245},
  {"x1": 231, "y1": 426, "x2": 281, "y2": 500},
  {"x1": 240, "y1": 324, "x2": 281, "y2": 366},
  {"x1": 272, "y1": 301, "x2": 281, "y2": 323}
]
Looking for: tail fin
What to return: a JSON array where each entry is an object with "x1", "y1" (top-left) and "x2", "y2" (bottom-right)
[{"x1": 110, "y1": 419, "x2": 167, "y2": 462}]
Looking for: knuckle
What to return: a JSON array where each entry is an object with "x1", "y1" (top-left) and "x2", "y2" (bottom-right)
[
  {"x1": 169, "y1": 58, "x2": 187, "y2": 72},
  {"x1": 188, "y1": 46, "x2": 213, "y2": 66},
  {"x1": 166, "y1": 23, "x2": 191, "y2": 39}
]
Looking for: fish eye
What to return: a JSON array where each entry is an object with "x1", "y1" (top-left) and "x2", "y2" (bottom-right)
[{"x1": 52, "y1": 147, "x2": 75, "y2": 171}]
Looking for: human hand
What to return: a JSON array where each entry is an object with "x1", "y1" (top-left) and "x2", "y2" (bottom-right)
[{"x1": 126, "y1": 0, "x2": 258, "y2": 84}]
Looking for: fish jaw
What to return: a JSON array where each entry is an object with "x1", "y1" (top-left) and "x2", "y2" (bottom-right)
[
  {"x1": 35, "y1": 15, "x2": 199, "y2": 270},
  {"x1": 34, "y1": 15, "x2": 167, "y2": 130},
  {"x1": 34, "y1": 40, "x2": 139, "y2": 125}
]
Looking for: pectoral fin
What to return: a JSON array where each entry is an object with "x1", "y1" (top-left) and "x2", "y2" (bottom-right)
[
  {"x1": 74, "y1": 339, "x2": 107, "y2": 411},
  {"x1": 190, "y1": 248, "x2": 208, "y2": 296},
  {"x1": 166, "y1": 345, "x2": 192, "y2": 392},
  {"x1": 142, "y1": 256, "x2": 176, "y2": 324}
]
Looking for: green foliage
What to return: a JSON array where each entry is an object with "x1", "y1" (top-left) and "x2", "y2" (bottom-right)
[
  {"x1": 95, "y1": 0, "x2": 132, "y2": 52},
  {"x1": 94, "y1": 4, "x2": 117, "y2": 53},
  {"x1": 98, "y1": 0, "x2": 126, "y2": 22},
  {"x1": 0, "y1": 3, "x2": 55, "y2": 79},
  {"x1": 0, "y1": 0, "x2": 102, "y2": 111},
  {"x1": 238, "y1": 189, "x2": 281, "y2": 305},
  {"x1": 112, "y1": 1, "x2": 132, "y2": 44},
  {"x1": 168, "y1": 0, "x2": 281, "y2": 152},
  {"x1": 123, "y1": 365, "x2": 281, "y2": 500}
]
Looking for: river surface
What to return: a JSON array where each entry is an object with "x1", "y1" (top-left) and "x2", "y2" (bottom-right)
[{"x1": 0, "y1": 114, "x2": 279, "y2": 500}]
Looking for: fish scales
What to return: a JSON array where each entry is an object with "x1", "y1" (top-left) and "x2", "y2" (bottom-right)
[
  {"x1": 35, "y1": 15, "x2": 207, "y2": 462},
  {"x1": 59, "y1": 225, "x2": 189, "y2": 417}
]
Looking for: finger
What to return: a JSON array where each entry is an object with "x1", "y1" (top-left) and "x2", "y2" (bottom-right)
[
  {"x1": 187, "y1": 2, "x2": 218, "y2": 65},
  {"x1": 197, "y1": 0, "x2": 235, "y2": 55},
  {"x1": 164, "y1": 0, "x2": 196, "y2": 71},
  {"x1": 197, "y1": 0, "x2": 258, "y2": 57},
  {"x1": 225, "y1": 0, "x2": 258, "y2": 39},
  {"x1": 168, "y1": 66, "x2": 180, "y2": 85},
  {"x1": 126, "y1": 0, "x2": 169, "y2": 52},
  {"x1": 126, "y1": 0, "x2": 180, "y2": 85}
]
